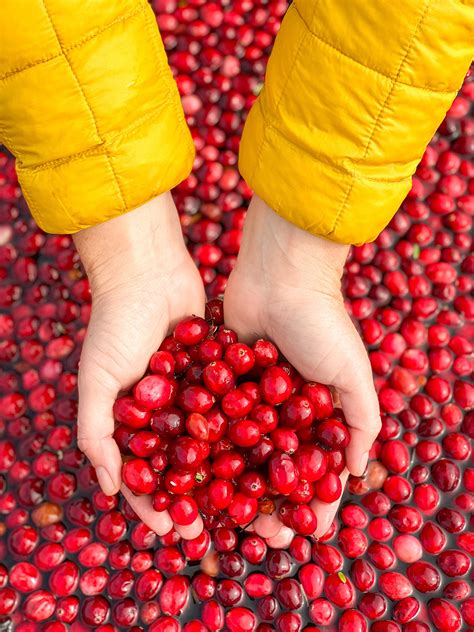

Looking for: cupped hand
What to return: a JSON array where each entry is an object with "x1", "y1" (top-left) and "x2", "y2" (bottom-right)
[
  {"x1": 74, "y1": 193, "x2": 206, "y2": 539},
  {"x1": 224, "y1": 196, "x2": 381, "y2": 541}
]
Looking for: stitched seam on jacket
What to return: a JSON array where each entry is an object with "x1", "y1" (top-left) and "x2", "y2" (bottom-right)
[
  {"x1": 329, "y1": 0, "x2": 432, "y2": 237},
  {"x1": 266, "y1": 123, "x2": 412, "y2": 184},
  {"x1": 40, "y1": 0, "x2": 127, "y2": 210},
  {"x1": 16, "y1": 102, "x2": 172, "y2": 173},
  {"x1": 70, "y1": 122, "x2": 193, "y2": 233},
  {"x1": 20, "y1": 178, "x2": 45, "y2": 228},
  {"x1": 144, "y1": 6, "x2": 173, "y2": 103},
  {"x1": 292, "y1": 2, "x2": 455, "y2": 95},
  {"x1": 0, "y1": 3, "x2": 148, "y2": 81}
]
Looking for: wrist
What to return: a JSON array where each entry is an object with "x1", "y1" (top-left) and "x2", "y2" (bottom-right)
[
  {"x1": 237, "y1": 196, "x2": 349, "y2": 294},
  {"x1": 73, "y1": 193, "x2": 185, "y2": 295}
]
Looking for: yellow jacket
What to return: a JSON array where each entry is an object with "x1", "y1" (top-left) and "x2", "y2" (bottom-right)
[{"x1": 1, "y1": 0, "x2": 472, "y2": 244}]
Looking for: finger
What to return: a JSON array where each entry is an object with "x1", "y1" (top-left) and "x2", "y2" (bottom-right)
[
  {"x1": 121, "y1": 485, "x2": 174, "y2": 536},
  {"x1": 266, "y1": 525, "x2": 294, "y2": 549},
  {"x1": 336, "y1": 354, "x2": 381, "y2": 477},
  {"x1": 253, "y1": 510, "x2": 284, "y2": 539},
  {"x1": 175, "y1": 515, "x2": 204, "y2": 541},
  {"x1": 340, "y1": 385, "x2": 381, "y2": 476},
  {"x1": 311, "y1": 469, "x2": 349, "y2": 539},
  {"x1": 77, "y1": 365, "x2": 122, "y2": 496}
]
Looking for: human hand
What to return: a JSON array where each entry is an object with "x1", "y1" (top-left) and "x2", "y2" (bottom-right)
[
  {"x1": 74, "y1": 193, "x2": 206, "y2": 539},
  {"x1": 224, "y1": 196, "x2": 381, "y2": 542}
]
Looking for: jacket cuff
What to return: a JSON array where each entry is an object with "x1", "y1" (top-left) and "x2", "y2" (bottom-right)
[
  {"x1": 17, "y1": 95, "x2": 194, "y2": 234},
  {"x1": 239, "y1": 1, "x2": 473, "y2": 245},
  {"x1": 5, "y1": 1, "x2": 194, "y2": 234}
]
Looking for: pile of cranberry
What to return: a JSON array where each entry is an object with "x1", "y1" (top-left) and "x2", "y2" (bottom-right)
[
  {"x1": 0, "y1": 0, "x2": 472, "y2": 630},
  {"x1": 118, "y1": 307, "x2": 346, "y2": 535}
]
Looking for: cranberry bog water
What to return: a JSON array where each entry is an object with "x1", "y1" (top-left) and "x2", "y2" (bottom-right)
[{"x1": 0, "y1": 1, "x2": 472, "y2": 630}]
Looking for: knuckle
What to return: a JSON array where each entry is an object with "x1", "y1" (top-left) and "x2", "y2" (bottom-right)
[{"x1": 77, "y1": 436, "x2": 92, "y2": 456}]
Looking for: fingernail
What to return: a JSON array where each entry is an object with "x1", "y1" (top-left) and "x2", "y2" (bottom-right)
[
  {"x1": 96, "y1": 466, "x2": 117, "y2": 496},
  {"x1": 358, "y1": 452, "x2": 369, "y2": 476}
]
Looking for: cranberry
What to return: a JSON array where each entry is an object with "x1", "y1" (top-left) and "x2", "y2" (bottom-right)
[
  {"x1": 240, "y1": 535, "x2": 266, "y2": 564},
  {"x1": 428, "y1": 599, "x2": 462, "y2": 632},
  {"x1": 314, "y1": 471, "x2": 342, "y2": 503},
  {"x1": 169, "y1": 495, "x2": 198, "y2": 525},
  {"x1": 301, "y1": 382, "x2": 334, "y2": 419},
  {"x1": 293, "y1": 444, "x2": 327, "y2": 482},
  {"x1": 133, "y1": 374, "x2": 173, "y2": 410},
  {"x1": 309, "y1": 598, "x2": 334, "y2": 625},
  {"x1": 227, "y1": 492, "x2": 257, "y2": 525},
  {"x1": 81, "y1": 595, "x2": 110, "y2": 625},
  {"x1": 380, "y1": 440, "x2": 410, "y2": 474},
  {"x1": 159, "y1": 576, "x2": 190, "y2": 616},
  {"x1": 228, "y1": 419, "x2": 260, "y2": 447},
  {"x1": 260, "y1": 366, "x2": 292, "y2": 405},
  {"x1": 393, "y1": 534, "x2": 423, "y2": 562},
  {"x1": 443, "y1": 579, "x2": 471, "y2": 601},
  {"x1": 22, "y1": 589, "x2": 56, "y2": 621},
  {"x1": 437, "y1": 549, "x2": 470, "y2": 577},
  {"x1": 216, "y1": 579, "x2": 243, "y2": 607},
  {"x1": 174, "y1": 316, "x2": 210, "y2": 345},
  {"x1": 203, "y1": 361, "x2": 235, "y2": 396},
  {"x1": 420, "y1": 521, "x2": 448, "y2": 554},
  {"x1": 324, "y1": 572, "x2": 355, "y2": 608},
  {"x1": 113, "y1": 397, "x2": 150, "y2": 428},
  {"x1": 265, "y1": 550, "x2": 292, "y2": 580},
  {"x1": 0, "y1": 587, "x2": 18, "y2": 616},
  {"x1": 431, "y1": 459, "x2": 461, "y2": 491},
  {"x1": 178, "y1": 385, "x2": 215, "y2": 414},
  {"x1": 338, "y1": 527, "x2": 368, "y2": 558},
  {"x1": 122, "y1": 458, "x2": 158, "y2": 495},
  {"x1": 268, "y1": 451, "x2": 299, "y2": 494},
  {"x1": 290, "y1": 503, "x2": 317, "y2": 535},
  {"x1": 407, "y1": 561, "x2": 441, "y2": 592},
  {"x1": 359, "y1": 592, "x2": 387, "y2": 619},
  {"x1": 388, "y1": 505, "x2": 423, "y2": 533},
  {"x1": 221, "y1": 388, "x2": 253, "y2": 418},
  {"x1": 226, "y1": 607, "x2": 256, "y2": 632}
]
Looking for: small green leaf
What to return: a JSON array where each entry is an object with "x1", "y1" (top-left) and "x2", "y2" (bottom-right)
[
  {"x1": 338, "y1": 572, "x2": 347, "y2": 584},
  {"x1": 413, "y1": 244, "x2": 420, "y2": 259},
  {"x1": 195, "y1": 472, "x2": 204, "y2": 483}
]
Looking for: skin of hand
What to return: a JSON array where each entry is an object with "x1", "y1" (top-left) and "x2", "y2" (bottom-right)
[
  {"x1": 73, "y1": 192, "x2": 206, "y2": 539},
  {"x1": 224, "y1": 195, "x2": 382, "y2": 539}
]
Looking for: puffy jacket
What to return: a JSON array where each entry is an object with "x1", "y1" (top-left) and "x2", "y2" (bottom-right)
[{"x1": 0, "y1": 0, "x2": 472, "y2": 244}]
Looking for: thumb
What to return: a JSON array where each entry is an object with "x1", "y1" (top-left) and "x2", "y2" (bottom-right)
[
  {"x1": 334, "y1": 333, "x2": 381, "y2": 478},
  {"x1": 77, "y1": 358, "x2": 123, "y2": 496}
]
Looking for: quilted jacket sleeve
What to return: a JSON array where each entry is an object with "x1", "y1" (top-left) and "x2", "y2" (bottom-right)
[
  {"x1": 239, "y1": 0, "x2": 474, "y2": 245},
  {"x1": 0, "y1": 0, "x2": 194, "y2": 234}
]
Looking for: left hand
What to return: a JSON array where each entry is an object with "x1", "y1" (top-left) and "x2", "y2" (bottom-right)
[
  {"x1": 224, "y1": 196, "x2": 381, "y2": 542},
  {"x1": 74, "y1": 193, "x2": 206, "y2": 539}
]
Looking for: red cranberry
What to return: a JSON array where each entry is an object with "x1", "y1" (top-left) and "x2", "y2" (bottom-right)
[
  {"x1": 431, "y1": 459, "x2": 461, "y2": 492},
  {"x1": 260, "y1": 367, "x2": 292, "y2": 405},
  {"x1": 407, "y1": 561, "x2": 441, "y2": 593},
  {"x1": 428, "y1": 599, "x2": 462, "y2": 632},
  {"x1": 122, "y1": 458, "x2": 158, "y2": 495},
  {"x1": 309, "y1": 598, "x2": 334, "y2": 625}
]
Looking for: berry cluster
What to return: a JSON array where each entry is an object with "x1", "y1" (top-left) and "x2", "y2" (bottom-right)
[{"x1": 117, "y1": 305, "x2": 348, "y2": 535}]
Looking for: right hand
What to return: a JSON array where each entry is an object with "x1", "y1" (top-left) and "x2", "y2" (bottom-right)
[
  {"x1": 225, "y1": 196, "x2": 381, "y2": 542},
  {"x1": 74, "y1": 193, "x2": 206, "y2": 539}
]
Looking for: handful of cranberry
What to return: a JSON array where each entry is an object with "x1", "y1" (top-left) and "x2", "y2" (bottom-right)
[{"x1": 115, "y1": 300, "x2": 349, "y2": 536}]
